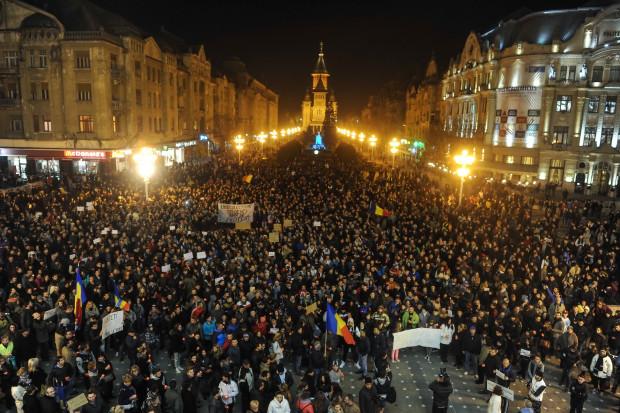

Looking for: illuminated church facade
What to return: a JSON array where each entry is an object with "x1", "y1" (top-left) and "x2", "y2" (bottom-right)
[{"x1": 302, "y1": 43, "x2": 338, "y2": 132}]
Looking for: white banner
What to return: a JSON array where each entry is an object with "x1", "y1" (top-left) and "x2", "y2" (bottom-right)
[
  {"x1": 392, "y1": 328, "x2": 441, "y2": 350},
  {"x1": 101, "y1": 311, "x2": 124, "y2": 340},
  {"x1": 217, "y1": 203, "x2": 255, "y2": 223},
  {"x1": 486, "y1": 380, "x2": 514, "y2": 401}
]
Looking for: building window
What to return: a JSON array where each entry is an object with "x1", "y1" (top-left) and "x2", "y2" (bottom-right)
[
  {"x1": 556, "y1": 95, "x2": 572, "y2": 112},
  {"x1": 9, "y1": 118, "x2": 22, "y2": 132},
  {"x1": 605, "y1": 96, "x2": 617, "y2": 114},
  {"x1": 3, "y1": 51, "x2": 17, "y2": 69},
  {"x1": 75, "y1": 51, "x2": 90, "y2": 69},
  {"x1": 503, "y1": 155, "x2": 514, "y2": 164},
  {"x1": 591, "y1": 66, "x2": 603, "y2": 83},
  {"x1": 583, "y1": 126, "x2": 597, "y2": 146},
  {"x1": 610, "y1": 66, "x2": 620, "y2": 82},
  {"x1": 137, "y1": 116, "x2": 143, "y2": 132},
  {"x1": 6, "y1": 83, "x2": 18, "y2": 99},
  {"x1": 41, "y1": 83, "x2": 49, "y2": 100},
  {"x1": 33, "y1": 115, "x2": 40, "y2": 132},
  {"x1": 136, "y1": 89, "x2": 142, "y2": 105},
  {"x1": 552, "y1": 126, "x2": 569, "y2": 144},
  {"x1": 77, "y1": 83, "x2": 92, "y2": 101},
  {"x1": 521, "y1": 156, "x2": 534, "y2": 165},
  {"x1": 147, "y1": 66, "x2": 151, "y2": 81},
  {"x1": 43, "y1": 117, "x2": 52, "y2": 132},
  {"x1": 169, "y1": 73, "x2": 174, "y2": 86},
  {"x1": 39, "y1": 49, "x2": 47, "y2": 68},
  {"x1": 135, "y1": 61, "x2": 141, "y2": 79},
  {"x1": 559, "y1": 66, "x2": 567, "y2": 80},
  {"x1": 110, "y1": 54, "x2": 118, "y2": 69},
  {"x1": 550, "y1": 160, "x2": 563, "y2": 168},
  {"x1": 29, "y1": 50, "x2": 36, "y2": 67},
  {"x1": 112, "y1": 115, "x2": 120, "y2": 133},
  {"x1": 78, "y1": 115, "x2": 94, "y2": 132},
  {"x1": 30, "y1": 83, "x2": 37, "y2": 100},
  {"x1": 568, "y1": 66, "x2": 576, "y2": 81},
  {"x1": 602, "y1": 127, "x2": 614, "y2": 145},
  {"x1": 588, "y1": 96, "x2": 600, "y2": 113}
]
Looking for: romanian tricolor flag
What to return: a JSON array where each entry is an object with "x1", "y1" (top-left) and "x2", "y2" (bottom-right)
[
  {"x1": 74, "y1": 268, "x2": 87, "y2": 327},
  {"x1": 113, "y1": 281, "x2": 130, "y2": 312},
  {"x1": 370, "y1": 202, "x2": 392, "y2": 217},
  {"x1": 326, "y1": 303, "x2": 355, "y2": 345},
  {"x1": 242, "y1": 174, "x2": 253, "y2": 184}
]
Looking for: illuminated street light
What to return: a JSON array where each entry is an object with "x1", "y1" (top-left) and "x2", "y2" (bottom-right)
[
  {"x1": 257, "y1": 132, "x2": 267, "y2": 155},
  {"x1": 454, "y1": 149, "x2": 475, "y2": 206},
  {"x1": 234, "y1": 135, "x2": 245, "y2": 164},
  {"x1": 389, "y1": 139, "x2": 399, "y2": 168},
  {"x1": 369, "y1": 135, "x2": 377, "y2": 159},
  {"x1": 133, "y1": 147, "x2": 156, "y2": 200}
]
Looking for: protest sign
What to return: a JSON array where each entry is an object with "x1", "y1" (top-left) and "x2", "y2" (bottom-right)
[
  {"x1": 67, "y1": 393, "x2": 88, "y2": 412},
  {"x1": 183, "y1": 252, "x2": 194, "y2": 261},
  {"x1": 197, "y1": 251, "x2": 207, "y2": 259},
  {"x1": 235, "y1": 222, "x2": 251, "y2": 230},
  {"x1": 269, "y1": 232, "x2": 279, "y2": 243},
  {"x1": 392, "y1": 328, "x2": 441, "y2": 350},
  {"x1": 486, "y1": 380, "x2": 514, "y2": 401},
  {"x1": 218, "y1": 203, "x2": 255, "y2": 223},
  {"x1": 44, "y1": 308, "x2": 58, "y2": 320},
  {"x1": 101, "y1": 311, "x2": 124, "y2": 340}
]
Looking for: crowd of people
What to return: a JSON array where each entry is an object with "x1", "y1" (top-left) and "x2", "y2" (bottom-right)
[{"x1": 0, "y1": 147, "x2": 617, "y2": 413}]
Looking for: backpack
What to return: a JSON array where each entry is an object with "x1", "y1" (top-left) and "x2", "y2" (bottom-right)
[{"x1": 386, "y1": 386, "x2": 396, "y2": 403}]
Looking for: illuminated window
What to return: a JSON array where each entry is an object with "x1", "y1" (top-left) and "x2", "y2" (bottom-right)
[
  {"x1": 521, "y1": 156, "x2": 534, "y2": 165},
  {"x1": 112, "y1": 115, "x2": 120, "y2": 133},
  {"x1": 503, "y1": 155, "x2": 514, "y2": 164},
  {"x1": 588, "y1": 96, "x2": 600, "y2": 113},
  {"x1": 43, "y1": 118, "x2": 52, "y2": 132},
  {"x1": 78, "y1": 115, "x2": 94, "y2": 133},
  {"x1": 602, "y1": 127, "x2": 614, "y2": 145},
  {"x1": 552, "y1": 126, "x2": 569, "y2": 144},
  {"x1": 41, "y1": 83, "x2": 49, "y2": 100},
  {"x1": 559, "y1": 66, "x2": 567, "y2": 80},
  {"x1": 556, "y1": 95, "x2": 572, "y2": 112},
  {"x1": 605, "y1": 96, "x2": 617, "y2": 114},
  {"x1": 551, "y1": 159, "x2": 563, "y2": 168},
  {"x1": 583, "y1": 127, "x2": 597, "y2": 146}
]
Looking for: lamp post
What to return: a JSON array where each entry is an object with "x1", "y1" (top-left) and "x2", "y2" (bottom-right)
[
  {"x1": 257, "y1": 132, "x2": 267, "y2": 156},
  {"x1": 369, "y1": 135, "x2": 377, "y2": 159},
  {"x1": 389, "y1": 139, "x2": 399, "y2": 168},
  {"x1": 454, "y1": 149, "x2": 475, "y2": 206},
  {"x1": 233, "y1": 135, "x2": 245, "y2": 164},
  {"x1": 133, "y1": 147, "x2": 156, "y2": 200}
]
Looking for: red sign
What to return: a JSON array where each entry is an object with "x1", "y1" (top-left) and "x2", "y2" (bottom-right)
[{"x1": 63, "y1": 150, "x2": 107, "y2": 159}]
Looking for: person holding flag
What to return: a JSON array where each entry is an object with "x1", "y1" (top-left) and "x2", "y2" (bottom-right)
[
  {"x1": 326, "y1": 302, "x2": 356, "y2": 359},
  {"x1": 113, "y1": 281, "x2": 131, "y2": 312},
  {"x1": 74, "y1": 268, "x2": 87, "y2": 330}
]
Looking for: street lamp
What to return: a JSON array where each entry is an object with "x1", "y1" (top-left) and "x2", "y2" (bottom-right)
[
  {"x1": 454, "y1": 149, "x2": 475, "y2": 206},
  {"x1": 389, "y1": 139, "x2": 399, "y2": 168},
  {"x1": 369, "y1": 135, "x2": 377, "y2": 159},
  {"x1": 133, "y1": 147, "x2": 156, "y2": 200},
  {"x1": 257, "y1": 132, "x2": 267, "y2": 155},
  {"x1": 234, "y1": 135, "x2": 245, "y2": 163}
]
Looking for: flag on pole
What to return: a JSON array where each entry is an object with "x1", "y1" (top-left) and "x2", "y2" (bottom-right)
[
  {"x1": 74, "y1": 268, "x2": 87, "y2": 327},
  {"x1": 112, "y1": 280, "x2": 130, "y2": 311},
  {"x1": 369, "y1": 202, "x2": 392, "y2": 217},
  {"x1": 242, "y1": 174, "x2": 253, "y2": 184},
  {"x1": 326, "y1": 303, "x2": 355, "y2": 345}
]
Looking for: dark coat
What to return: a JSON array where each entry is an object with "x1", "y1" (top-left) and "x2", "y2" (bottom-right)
[{"x1": 358, "y1": 385, "x2": 378, "y2": 413}]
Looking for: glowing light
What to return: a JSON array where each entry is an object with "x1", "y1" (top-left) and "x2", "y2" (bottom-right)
[{"x1": 134, "y1": 148, "x2": 156, "y2": 180}]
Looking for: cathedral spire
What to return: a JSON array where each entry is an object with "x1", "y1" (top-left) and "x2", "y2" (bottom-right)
[{"x1": 314, "y1": 41, "x2": 328, "y2": 74}]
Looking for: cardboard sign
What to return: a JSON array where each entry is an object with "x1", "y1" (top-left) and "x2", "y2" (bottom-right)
[
  {"x1": 170, "y1": 225, "x2": 176, "y2": 231},
  {"x1": 111, "y1": 229, "x2": 119, "y2": 235},
  {"x1": 183, "y1": 252, "x2": 194, "y2": 261},
  {"x1": 67, "y1": 393, "x2": 88, "y2": 412},
  {"x1": 313, "y1": 221, "x2": 321, "y2": 227},
  {"x1": 197, "y1": 251, "x2": 207, "y2": 259},
  {"x1": 235, "y1": 222, "x2": 251, "y2": 230},
  {"x1": 101, "y1": 229, "x2": 108, "y2": 235},
  {"x1": 269, "y1": 232, "x2": 279, "y2": 243},
  {"x1": 519, "y1": 349, "x2": 531, "y2": 357},
  {"x1": 215, "y1": 277, "x2": 224, "y2": 284},
  {"x1": 93, "y1": 238, "x2": 101, "y2": 244},
  {"x1": 273, "y1": 223, "x2": 282, "y2": 232},
  {"x1": 284, "y1": 219, "x2": 293, "y2": 228},
  {"x1": 486, "y1": 380, "x2": 514, "y2": 401},
  {"x1": 268, "y1": 251, "x2": 275, "y2": 257},
  {"x1": 43, "y1": 308, "x2": 58, "y2": 320},
  {"x1": 305, "y1": 302, "x2": 318, "y2": 315},
  {"x1": 76, "y1": 206, "x2": 84, "y2": 212},
  {"x1": 161, "y1": 264, "x2": 171, "y2": 273},
  {"x1": 201, "y1": 231, "x2": 208, "y2": 236},
  {"x1": 87, "y1": 205, "x2": 95, "y2": 211},
  {"x1": 101, "y1": 311, "x2": 124, "y2": 340},
  {"x1": 86, "y1": 202, "x2": 93, "y2": 207}
]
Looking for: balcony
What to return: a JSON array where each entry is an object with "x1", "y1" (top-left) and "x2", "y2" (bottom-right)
[
  {"x1": 64, "y1": 31, "x2": 122, "y2": 46},
  {"x1": 0, "y1": 98, "x2": 19, "y2": 106},
  {"x1": 0, "y1": 64, "x2": 18, "y2": 74},
  {"x1": 111, "y1": 67, "x2": 123, "y2": 80},
  {"x1": 481, "y1": 160, "x2": 538, "y2": 173},
  {"x1": 112, "y1": 99, "x2": 122, "y2": 112}
]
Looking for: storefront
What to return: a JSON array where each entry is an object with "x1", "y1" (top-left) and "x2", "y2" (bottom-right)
[
  {"x1": 157, "y1": 139, "x2": 197, "y2": 166},
  {"x1": 0, "y1": 148, "x2": 111, "y2": 177}
]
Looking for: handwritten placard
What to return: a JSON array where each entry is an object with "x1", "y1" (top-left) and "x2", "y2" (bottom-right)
[
  {"x1": 235, "y1": 222, "x2": 251, "y2": 230},
  {"x1": 268, "y1": 232, "x2": 279, "y2": 243},
  {"x1": 183, "y1": 252, "x2": 194, "y2": 261},
  {"x1": 273, "y1": 223, "x2": 282, "y2": 232},
  {"x1": 76, "y1": 206, "x2": 84, "y2": 212},
  {"x1": 284, "y1": 219, "x2": 293, "y2": 228},
  {"x1": 161, "y1": 264, "x2": 171, "y2": 273},
  {"x1": 67, "y1": 393, "x2": 88, "y2": 412},
  {"x1": 313, "y1": 221, "x2": 321, "y2": 227},
  {"x1": 197, "y1": 251, "x2": 206, "y2": 259}
]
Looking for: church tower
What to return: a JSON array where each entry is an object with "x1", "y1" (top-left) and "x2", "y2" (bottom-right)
[{"x1": 302, "y1": 42, "x2": 337, "y2": 132}]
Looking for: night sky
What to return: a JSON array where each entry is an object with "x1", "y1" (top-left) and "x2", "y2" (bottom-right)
[{"x1": 95, "y1": 0, "x2": 594, "y2": 122}]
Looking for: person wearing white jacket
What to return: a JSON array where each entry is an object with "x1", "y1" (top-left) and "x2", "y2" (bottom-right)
[
  {"x1": 267, "y1": 392, "x2": 291, "y2": 413},
  {"x1": 218, "y1": 372, "x2": 239, "y2": 411},
  {"x1": 589, "y1": 348, "x2": 613, "y2": 392},
  {"x1": 487, "y1": 386, "x2": 503, "y2": 413},
  {"x1": 439, "y1": 319, "x2": 455, "y2": 363}
]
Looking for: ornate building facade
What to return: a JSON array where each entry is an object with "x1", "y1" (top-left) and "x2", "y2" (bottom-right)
[
  {"x1": 0, "y1": 0, "x2": 278, "y2": 176},
  {"x1": 301, "y1": 43, "x2": 337, "y2": 132},
  {"x1": 435, "y1": 4, "x2": 620, "y2": 193},
  {"x1": 405, "y1": 56, "x2": 441, "y2": 143}
]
